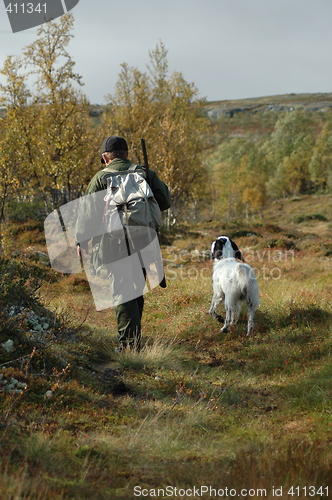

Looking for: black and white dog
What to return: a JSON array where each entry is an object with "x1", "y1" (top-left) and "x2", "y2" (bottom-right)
[{"x1": 209, "y1": 236, "x2": 259, "y2": 336}]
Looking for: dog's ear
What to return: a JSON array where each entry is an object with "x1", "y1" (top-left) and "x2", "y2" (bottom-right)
[
  {"x1": 230, "y1": 240, "x2": 245, "y2": 262},
  {"x1": 210, "y1": 241, "x2": 216, "y2": 259},
  {"x1": 211, "y1": 240, "x2": 219, "y2": 259},
  {"x1": 211, "y1": 239, "x2": 224, "y2": 260}
]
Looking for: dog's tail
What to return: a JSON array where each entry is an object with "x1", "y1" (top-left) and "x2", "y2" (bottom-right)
[
  {"x1": 236, "y1": 263, "x2": 256, "y2": 292},
  {"x1": 236, "y1": 263, "x2": 260, "y2": 307}
]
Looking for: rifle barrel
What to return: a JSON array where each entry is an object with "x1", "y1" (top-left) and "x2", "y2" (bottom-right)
[{"x1": 140, "y1": 138, "x2": 167, "y2": 289}]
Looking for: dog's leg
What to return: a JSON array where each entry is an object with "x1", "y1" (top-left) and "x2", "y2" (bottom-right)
[
  {"x1": 231, "y1": 302, "x2": 241, "y2": 326},
  {"x1": 246, "y1": 316, "x2": 254, "y2": 336},
  {"x1": 221, "y1": 294, "x2": 240, "y2": 332},
  {"x1": 209, "y1": 294, "x2": 223, "y2": 323},
  {"x1": 246, "y1": 305, "x2": 256, "y2": 336},
  {"x1": 220, "y1": 302, "x2": 232, "y2": 332},
  {"x1": 246, "y1": 284, "x2": 259, "y2": 336},
  {"x1": 220, "y1": 316, "x2": 230, "y2": 332}
]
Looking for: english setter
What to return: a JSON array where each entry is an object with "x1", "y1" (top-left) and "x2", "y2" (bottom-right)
[{"x1": 209, "y1": 236, "x2": 259, "y2": 336}]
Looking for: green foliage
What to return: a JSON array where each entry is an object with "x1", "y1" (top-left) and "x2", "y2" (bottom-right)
[
  {"x1": 309, "y1": 117, "x2": 332, "y2": 190},
  {"x1": 208, "y1": 106, "x2": 332, "y2": 220},
  {"x1": 206, "y1": 137, "x2": 268, "y2": 218},
  {"x1": 264, "y1": 110, "x2": 315, "y2": 198},
  {"x1": 6, "y1": 200, "x2": 46, "y2": 223}
]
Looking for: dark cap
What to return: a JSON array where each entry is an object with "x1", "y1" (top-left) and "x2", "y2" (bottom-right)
[{"x1": 101, "y1": 136, "x2": 128, "y2": 163}]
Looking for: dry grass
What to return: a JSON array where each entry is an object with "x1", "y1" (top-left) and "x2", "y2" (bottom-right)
[{"x1": 1, "y1": 195, "x2": 332, "y2": 498}]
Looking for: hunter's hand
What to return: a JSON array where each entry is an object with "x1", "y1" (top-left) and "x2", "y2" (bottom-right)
[{"x1": 77, "y1": 242, "x2": 88, "y2": 259}]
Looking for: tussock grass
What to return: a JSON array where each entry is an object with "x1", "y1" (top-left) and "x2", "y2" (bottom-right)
[
  {"x1": 0, "y1": 464, "x2": 54, "y2": 499},
  {"x1": 116, "y1": 336, "x2": 181, "y2": 371}
]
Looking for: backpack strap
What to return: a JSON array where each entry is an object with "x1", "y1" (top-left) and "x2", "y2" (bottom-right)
[
  {"x1": 128, "y1": 163, "x2": 147, "y2": 176},
  {"x1": 101, "y1": 163, "x2": 138, "y2": 173},
  {"x1": 102, "y1": 163, "x2": 146, "y2": 176},
  {"x1": 101, "y1": 167, "x2": 117, "y2": 173}
]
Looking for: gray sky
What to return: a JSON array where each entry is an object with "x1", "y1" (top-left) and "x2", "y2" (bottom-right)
[{"x1": 1, "y1": 0, "x2": 332, "y2": 104}]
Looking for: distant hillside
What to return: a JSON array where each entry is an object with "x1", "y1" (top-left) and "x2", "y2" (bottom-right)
[
  {"x1": 3, "y1": 92, "x2": 332, "y2": 122},
  {"x1": 199, "y1": 92, "x2": 332, "y2": 149},
  {"x1": 204, "y1": 93, "x2": 332, "y2": 120}
]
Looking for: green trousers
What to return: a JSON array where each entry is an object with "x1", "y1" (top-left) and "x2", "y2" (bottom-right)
[{"x1": 114, "y1": 295, "x2": 144, "y2": 350}]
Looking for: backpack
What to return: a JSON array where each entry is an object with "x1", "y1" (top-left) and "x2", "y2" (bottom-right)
[{"x1": 102, "y1": 164, "x2": 161, "y2": 235}]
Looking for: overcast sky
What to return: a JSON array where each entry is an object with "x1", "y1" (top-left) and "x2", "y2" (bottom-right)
[{"x1": 0, "y1": 0, "x2": 332, "y2": 104}]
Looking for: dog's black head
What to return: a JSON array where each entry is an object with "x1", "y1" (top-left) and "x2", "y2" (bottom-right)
[{"x1": 211, "y1": 236, "x2": 244, "y2": 261}]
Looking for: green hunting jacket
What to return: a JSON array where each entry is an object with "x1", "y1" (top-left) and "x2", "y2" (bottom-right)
[{"x1": 75, "y1": 158, "x2": 171, "y2": 271}]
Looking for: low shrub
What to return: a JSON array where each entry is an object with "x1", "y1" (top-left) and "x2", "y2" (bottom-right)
[
  {"x1": 0, "y1": 258, "x2": 45, "y2": 307},
  {"x1": 292, "y1": 213, "x2": 328, "y2": 224},
  {"x1": 6, "y1": 200, "x2": 46, "y2": 223}
]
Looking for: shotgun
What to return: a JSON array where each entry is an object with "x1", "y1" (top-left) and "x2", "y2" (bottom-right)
[
  {"x1": 141, "y1": 138, "x2": 167, "y2": 288},
  {"x1": 141, "y1": 138, "x2": 150, "y2": 185}
]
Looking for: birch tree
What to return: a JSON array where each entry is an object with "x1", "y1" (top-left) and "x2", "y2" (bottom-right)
[
  {"x1": 264, "y1": 110, "x2": 315, "y2": 198},
  {"x1": 0, "y1": 13, "x2": 98, "y2": 213},
  {"x1": 309, "y1": 118, "x2": 332, "y2": 191},
  {"x1": 104, "y1": 41, "x2": 209, "y2": 217}
]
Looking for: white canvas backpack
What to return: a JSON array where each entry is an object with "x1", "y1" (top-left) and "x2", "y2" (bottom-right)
[{"x1": 102, "y1": 164, "x2": 161, "y2": 234}]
